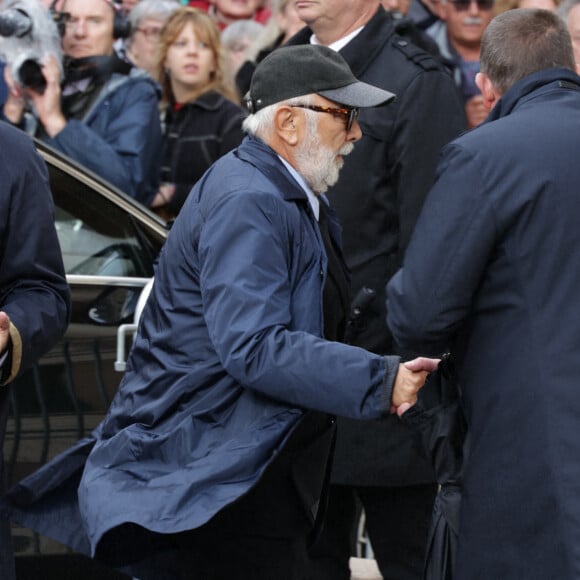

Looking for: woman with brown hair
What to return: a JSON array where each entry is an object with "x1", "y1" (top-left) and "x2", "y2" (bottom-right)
[{"x1": 151, "y1": 7, "x2": 246, "y2": 218}]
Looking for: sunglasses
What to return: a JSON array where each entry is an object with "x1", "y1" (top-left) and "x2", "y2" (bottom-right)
[
  {"x1": 449, "y1": 0, "x2": 494, "y2": 9},
  {"x1": 291, "y1": 104, "x2": 360, "y2": 132}
]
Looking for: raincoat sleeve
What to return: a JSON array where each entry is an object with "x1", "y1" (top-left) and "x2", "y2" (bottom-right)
[{"x1": 199, "y1": 190, "x2": 400, "y2": 420}]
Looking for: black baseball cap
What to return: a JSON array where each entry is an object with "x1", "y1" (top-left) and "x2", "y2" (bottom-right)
[{"x1": 245, "y1": 44, "x2": 396, "y2": 113}]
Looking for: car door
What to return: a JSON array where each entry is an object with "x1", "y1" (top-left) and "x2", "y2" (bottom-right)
[{"x1": 3, "y1": 143, "x2": 168, "y2": 562}]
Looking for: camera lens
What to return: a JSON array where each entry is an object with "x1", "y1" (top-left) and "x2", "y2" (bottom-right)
[{"x1": 19, "y1": 59, "x2": 47, "y2": 94}]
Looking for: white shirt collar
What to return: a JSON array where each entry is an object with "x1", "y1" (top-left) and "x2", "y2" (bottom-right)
[{"x1": 310, "y1": 25, "x2": 365, "y2": 52}]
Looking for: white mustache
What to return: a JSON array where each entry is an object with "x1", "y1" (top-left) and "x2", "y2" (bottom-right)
[
  {"x1": 339, "y1": 143, "x2": 355, "y2": 156},
  {"x1": 463, "y1": 16, "x2": 483, "y2": 24}
]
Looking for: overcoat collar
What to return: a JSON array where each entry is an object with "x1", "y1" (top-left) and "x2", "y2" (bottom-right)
[
  {"x1": 235, "y1": 135, "x2": 345, "y2": 249},
  {"x1": 485, "y1": 67, "x2": 580, "y2": 123},
  {"x1": 236, "y1": 135, "x2": 310, "y2": 203}
]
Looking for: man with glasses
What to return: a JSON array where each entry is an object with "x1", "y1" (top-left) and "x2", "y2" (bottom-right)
[
  {"x1": 427, "y1": 0, "x2": 495, "y2": 127},
  {"x1": 285, "y1": 0, "x2": 465, "y2": 578},
  {"x1": 1, "y1": 0, "x2": 162, "y2": 205},
  {"x1": 2, "y1": 44, "x2": 439, "y2": 580},
  {"x1": 124, "y1": 0, "x2": 179, "y2": 76}
]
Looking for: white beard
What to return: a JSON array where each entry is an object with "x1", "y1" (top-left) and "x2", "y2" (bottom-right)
[{"x1": 294, "y1": 127, "x2": 354, "y2": 194}]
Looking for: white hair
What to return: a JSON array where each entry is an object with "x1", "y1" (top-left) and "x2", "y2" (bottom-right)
[
  {"x1": 242, "y1": 94, "x2": 314, "y2": 139},
  {"x1": 128, "y1": 0, "x2": 180, "y2": 32}
]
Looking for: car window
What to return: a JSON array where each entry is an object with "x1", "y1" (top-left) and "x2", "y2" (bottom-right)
[{"x1": 49, "y1": 162, "x2": 156, "y2": 278}]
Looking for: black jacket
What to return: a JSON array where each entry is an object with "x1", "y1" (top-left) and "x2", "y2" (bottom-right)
[
  {"x1": 160, "y1": 90, "x2": 246, "y2": 216},
  {"x1": 287, "y1": 7, "x2": 466, "y2": 485}
]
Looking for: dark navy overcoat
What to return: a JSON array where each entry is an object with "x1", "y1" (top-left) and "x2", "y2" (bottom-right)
[
  {"x1": 387, "y1": 68, "x2": 580, "y2": 579},
  {"x1": 0, "y1": 123, "x2": 70, "y2": 580},
  {"x1": 4, "y1": 136, "x2": 400, "y2": 569}
]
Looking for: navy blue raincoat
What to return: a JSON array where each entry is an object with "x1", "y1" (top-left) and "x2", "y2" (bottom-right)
[
  {"x1": 387, "y1": 68, "x2": 580, "y2": 579},
  {"x1": 5, "y1": 135, "x2": 399, "y2": 569}
]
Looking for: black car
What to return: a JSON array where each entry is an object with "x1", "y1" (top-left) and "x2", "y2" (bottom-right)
[{"x1": 3, "y1": 141, "x2": 169, "y2": 578}]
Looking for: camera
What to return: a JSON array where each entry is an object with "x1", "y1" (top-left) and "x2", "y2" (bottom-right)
[{"x1": 0, "y1": 0, "x2": 62, "y2": 94}]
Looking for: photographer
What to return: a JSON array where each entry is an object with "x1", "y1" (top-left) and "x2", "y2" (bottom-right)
[{"x1": 1, "y1": 0, "x2": 162, "y2": 206}]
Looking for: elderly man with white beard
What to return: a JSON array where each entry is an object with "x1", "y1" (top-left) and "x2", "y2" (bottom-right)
[{"x1": 1, "y1": 44, "x2": 440, "y2": 580}]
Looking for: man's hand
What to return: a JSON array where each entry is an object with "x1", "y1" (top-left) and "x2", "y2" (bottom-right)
[
  {"x1": 28, "y1": 56, "x2": 66, "y2": 138},
  {"x1": 0, "y1": 311, "x2": 11, "y2": 354},
  {"x1": 151, "y1": 183, "x2": 176, "y2": 208},
  {"x1": 390, "y1": 357, "x2": 440, "y2": 415}
]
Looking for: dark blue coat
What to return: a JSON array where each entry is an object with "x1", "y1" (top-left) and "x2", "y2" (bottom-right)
[
  {"x1": 62, "y1": 136, "x2": 399, "y2": 560},
  {"x1": 0, "y1": 122, "x2": 70, "y2": 384},
  {"x1": 4, "y1": 135, "x2": 393, "y2": 567},
  {"x1": 34, "y1": 69, "x2": 162, "y2": 206},
  {"x1": 387, "y1": 68, "x2": 580, "y2": 579},
  {"x1": 0, "y1": 122, "x2": 70, "y2": 580}
]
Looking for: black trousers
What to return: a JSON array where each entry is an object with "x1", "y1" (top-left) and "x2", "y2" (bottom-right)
[
  {"x1": 307, "y1": 482, "x2": 437, "y2": 580},
  {"x1": 169, "y1": 414, "x2": 336, "y2": 580},
  {"x1": 175, "y1": 524, "x2": 310, "y2": 580}
]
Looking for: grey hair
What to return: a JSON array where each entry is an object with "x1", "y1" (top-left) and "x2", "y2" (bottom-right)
[
  {"x1": 128, "y1": 0, "x2": 180, "y2": 33},
  {"x1": 242, "y1": 94, "x2": 314, "y2": 139},
  {"x1": 480, "y1": 8, "x2": 575, "y2": 94},
  {"x1": 557, "y1": 0, "x2": 580, "y2": 20},
  {"x1": 221, "y1": 19, "x2": 265, "y2": 49}
]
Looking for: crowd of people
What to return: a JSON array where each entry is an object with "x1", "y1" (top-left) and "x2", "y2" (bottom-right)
[
  {"x1": 1, "y1": 1, "x2": 580, "y2": 580},
  {"x1": 2, "y1": 0, "x2": 578, "y2": 215}
]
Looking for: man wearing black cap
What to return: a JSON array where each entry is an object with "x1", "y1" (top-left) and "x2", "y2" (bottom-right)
[{"x1": 1, "y1": 44, "x2": 437, "y2": 580}]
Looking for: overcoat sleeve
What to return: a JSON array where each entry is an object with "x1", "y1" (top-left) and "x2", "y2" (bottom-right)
[
  {"x1": 199, "y1": 191, "x2": 400, "y2": 419},
  {"x1": 387, "y1": 143, "x2": 497, "y2": 355},
  {"x1": 0, "y1": 125, "x2": 70, "y2": 383}
]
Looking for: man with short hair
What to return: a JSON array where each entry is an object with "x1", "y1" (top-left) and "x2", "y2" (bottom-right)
[
  {"x1": 427, "y1": 0, "x2": 495, "y2": 127},
  {"x1": 387, "y1": 8, "x2": 580, "y2": 579},
  {"x1": 286, "y1": 0, "x2": 465, "y2": 578},
  {"x1": 3, "y1": 44, "x2": 438, "y2": 580},
  {"x1": 2, "y1": 0, "x2": 161, "y2": 205}
]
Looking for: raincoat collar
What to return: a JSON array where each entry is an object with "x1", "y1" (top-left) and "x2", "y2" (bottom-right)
[{"x1": 236, "y1": 135, "x2": 311, "y2": 203}]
